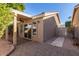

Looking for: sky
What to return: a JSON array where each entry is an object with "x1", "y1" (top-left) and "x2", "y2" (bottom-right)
[{"x1": 24, "y1": 3, "x2": 77, "y2": 24}]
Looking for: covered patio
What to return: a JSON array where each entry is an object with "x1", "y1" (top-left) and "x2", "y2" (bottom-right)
[{"x1": 5, "y1": 9, "x2": 32, "y2": 46}]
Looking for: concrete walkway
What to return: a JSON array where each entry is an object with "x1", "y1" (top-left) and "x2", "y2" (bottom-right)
[{"x1": 50, "y1": 37, "x2": 65, "y2": 47}]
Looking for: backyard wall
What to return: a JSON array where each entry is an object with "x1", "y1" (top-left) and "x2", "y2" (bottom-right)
[{"x1": 56, "y1": 27, "x2": 67, "y2": 37}]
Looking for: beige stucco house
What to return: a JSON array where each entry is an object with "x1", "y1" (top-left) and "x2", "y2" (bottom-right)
[
  {"x1": 72, "y1": 4, "x2": 79, "y2": 39},
  {"x1": 5, "y1": 9, "x2": 61, "y2": 45},
  {"x1": 32, "y1": 12, "x2": 60, "y2": 43}
]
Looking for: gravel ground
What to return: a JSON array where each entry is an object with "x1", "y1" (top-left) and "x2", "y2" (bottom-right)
[{"x1": 10, "y1": 39, "x2": 79, "y2": 56}]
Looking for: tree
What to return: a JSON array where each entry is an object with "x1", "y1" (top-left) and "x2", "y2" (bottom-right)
[
  {"x1": 65, "y1": 16, "x2": 75, "y2": 39},
  {"x1": 65, "y1": 16, "x2": 72, "y2": 28},
  {"x1": 65, "y1": 21, "x2": 71, "y2": 28},
  {"x1": 0, "y1": 3, "x2": 25, "y2": 38},
  {"x1": 7, "y1": 3, "x2": 25, "y2": 11}
]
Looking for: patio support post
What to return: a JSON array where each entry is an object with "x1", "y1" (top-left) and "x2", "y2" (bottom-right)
[
  {"x1": 18, "y1": 22, "x2": 20, "y2": 37},
  {"x1": 5, "y1": 27, "x2": 8, "y2": 41},
  {"x1": 31, "y1": 23, "x2": 33, "y2": 39},
  {"x1": 13, "y1": 13, "x2": 17, "y2": 46},
  {"x1": 22, "y1": 23, "x2": 24, "y2": 38}
]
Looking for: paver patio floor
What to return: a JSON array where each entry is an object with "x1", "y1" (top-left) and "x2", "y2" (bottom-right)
[
  {"x1": 63, "y1": 38, "x2": 79, "y2": 52},
  {"x1": 0, "y1": 39, "x2": 14, "y2": 56},
  {"x1": 10, "y1": 39, "x2": 79, "y2": 56},
  {"x1": 45, "y1": 37, "x2": 79, "y2": 52}
]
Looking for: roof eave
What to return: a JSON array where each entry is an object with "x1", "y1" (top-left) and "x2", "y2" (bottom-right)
[
  {"x1": 32, "y1": 12, "x2": 59, "y2": 19},
  {"x1": 11, "y1": 9, "x2": 32, "y2": 18}
]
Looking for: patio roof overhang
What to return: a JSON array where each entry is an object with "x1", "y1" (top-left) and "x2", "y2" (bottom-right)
[
  {"x1": 7, "y1": 9, "x2": 33, "y2": 46},
  {"x1": 11, "y1": 9, "x2": 33, "y2": 23},
  {"x1": 11, "y1": 9, "x2": 32, "y2": 18}
]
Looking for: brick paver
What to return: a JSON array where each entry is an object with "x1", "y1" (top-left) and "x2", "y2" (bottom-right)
[
  {"x1": 10, "y1": 39, "x2": 79, "y2": 56},
  {"x1": 0, "y1": 39, "x2": 14, "y2": 56}
]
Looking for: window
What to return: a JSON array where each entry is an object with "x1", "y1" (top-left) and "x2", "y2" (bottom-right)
[
  {"x1": 33, "y1": 28, "x2": 36, "y2": 35},
  {"x1": 32, "y1": 22, "x2": 37, "y2": 35}
]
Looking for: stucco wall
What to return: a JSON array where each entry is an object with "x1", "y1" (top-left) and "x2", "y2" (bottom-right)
[
  {"x1": 43, "y1": 17, "x2": 57, "y2": 41},
  {"x1": 73, "y1": 8, "x2": 79, "y2": 39},
  {"x1": 73, "y1": 8, "x2": 79, "y2": 26},
  {"x1": 74, "y1": 27, "x2": 79, "y2": 39},
  {"x1": 32, "y1": 18, "x2": 44, "y2": 43},
  {"x1": 32, "y1": 13, "x2": 60, "y2": 43}
]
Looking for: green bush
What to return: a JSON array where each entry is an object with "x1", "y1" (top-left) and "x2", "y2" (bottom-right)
[{"x1": 0, "y1": 3, "x2": 25, "y2": 38}]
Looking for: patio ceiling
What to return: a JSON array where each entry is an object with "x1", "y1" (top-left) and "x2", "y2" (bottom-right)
[{"x1": 17, "y1": 14, "x2": 32, "y2": 23}]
